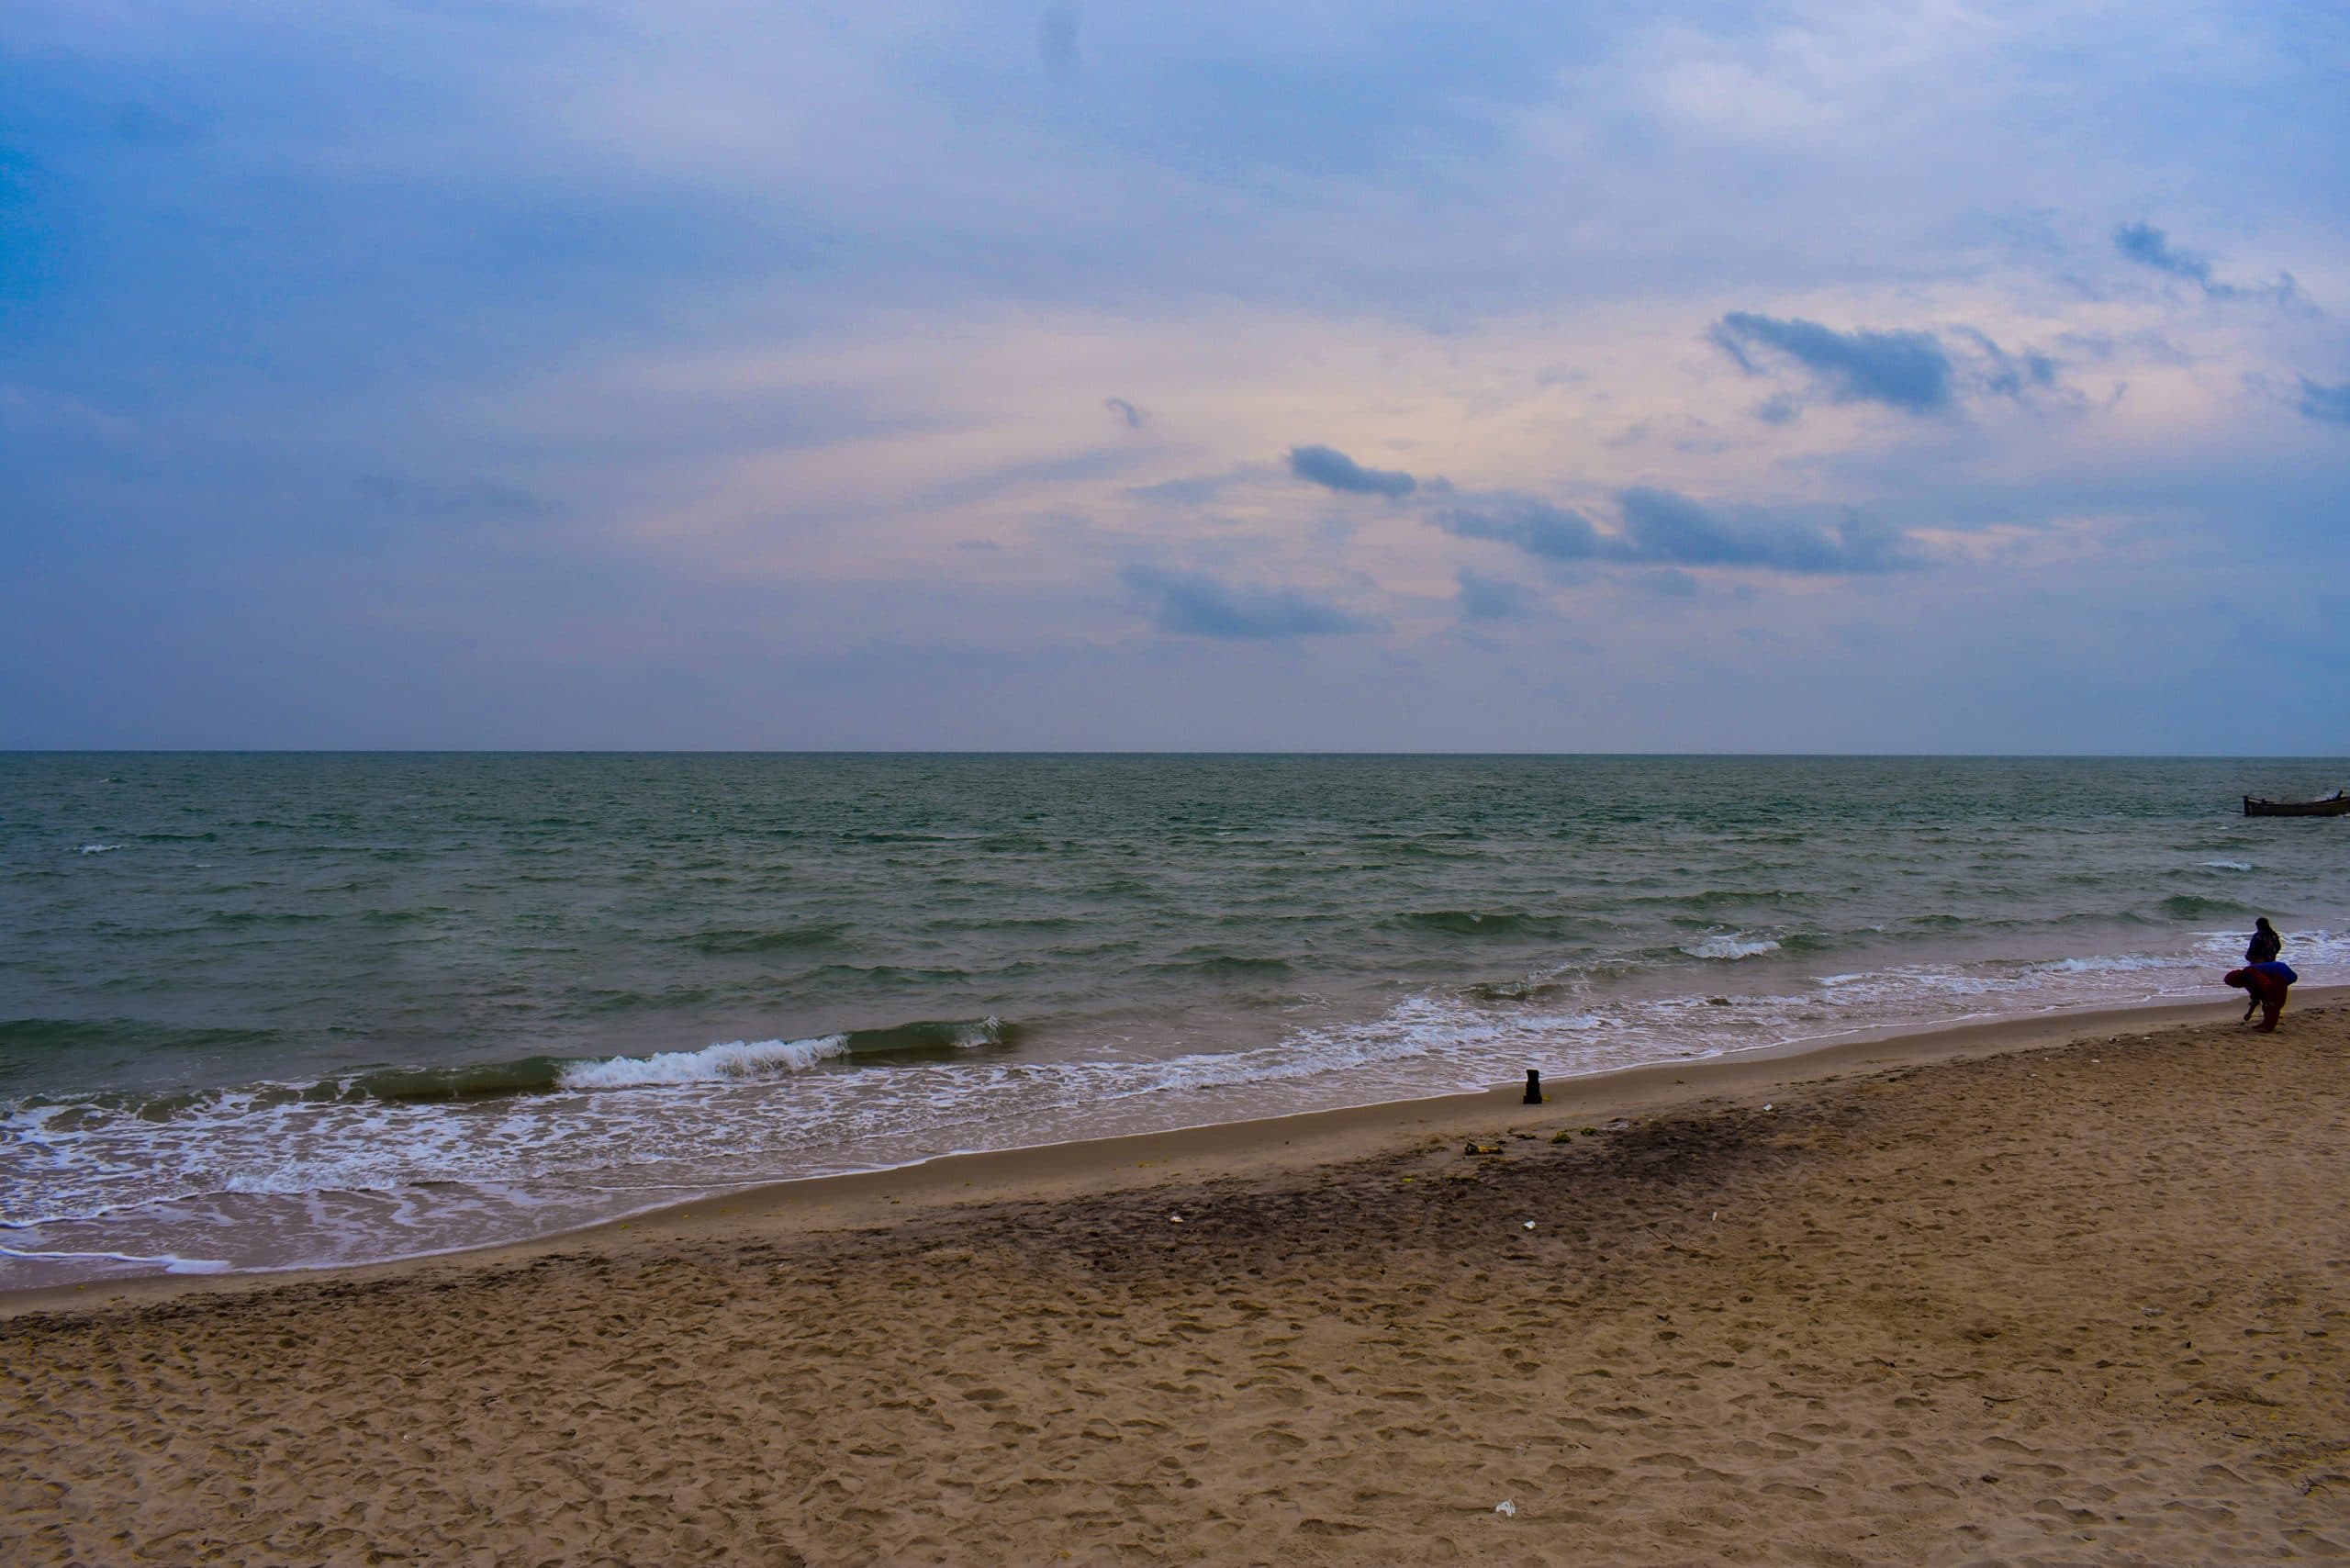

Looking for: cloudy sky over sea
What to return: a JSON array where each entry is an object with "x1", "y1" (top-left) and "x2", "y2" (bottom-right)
[{"x1": 5, "y1": 3, "x2": 2345, "y2": 752}]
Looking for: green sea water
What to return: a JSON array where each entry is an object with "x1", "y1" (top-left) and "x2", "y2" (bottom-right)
[{"x1": 3, "y1": 754, "x2": 2344, "y2": 1285}]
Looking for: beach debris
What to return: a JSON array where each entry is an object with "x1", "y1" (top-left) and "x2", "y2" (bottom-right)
[
  {"x1": 1169, "y1": 1214, "x2": 1183, "y2": 1224},
  {"x1": 1762, "y1": 1103, "x2": 1774, "y2": 1112},
  {"x1": 1521, "y1": 1220, "x2": 1536, "y2": 1230},
  {"x1": 1494, "y1": 1499, "x2": 1517, "y2": 1518},
  {"x1": 1463, "y1": 1140, "x2": 1505, "y2": 1157}
]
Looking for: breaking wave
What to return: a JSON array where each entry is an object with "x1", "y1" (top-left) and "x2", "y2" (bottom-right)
[
  {"x1": 559, "y1": 1035, "x2": 852, "y2": 1089},
  {"x1": 1679, "y1": 934, "x2": 1781, "y2": 961}
]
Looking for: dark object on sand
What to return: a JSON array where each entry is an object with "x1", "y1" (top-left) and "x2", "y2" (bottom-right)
[
  {"x1": 2223, "y1": 961, "x2": 2297, "y2": 1032},
  {"x1": 2243, "y1": 790, "x2": 2350, "y2": 817},
  {"x1": 1523, "y1": 1070, "x2": 1542, "y2": 1105}
]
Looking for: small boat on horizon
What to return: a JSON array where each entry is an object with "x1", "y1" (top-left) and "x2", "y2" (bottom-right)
[{"x1": 2243, "y1": 790, "x2": 2350, "y2": 818}]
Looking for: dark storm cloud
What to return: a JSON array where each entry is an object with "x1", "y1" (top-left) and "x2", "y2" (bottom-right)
[
  {"x1": 2112, "y1": 220, "x2": 2231, "y2": 295},
  {"x1": 1287, "y1": 444, "x2": 1416, "y2": 498},
  {"x1": 1616, "y1": 487, "x2": 1910, "y2": 573},
  {"x1": 1433, "y1": 496, "x2": 1601, "y2": 560},
  {"x1": 1436, "y1": 487, "x2": 1914, "y2": 576},
  {"x1": 1951, "y1": 327, "x2": 2060, "y2": 401},
  {"x1": 1455, "y1": 570, "x2": 1543, "y2": 622},
  {"x1": 1122, "y1": 565, "x2": 1379, "y2": 639},
  {"x1": 2112, "y1": 221, "x2": 2300, "y2": 305},
  {"x1": 1709, "y1": 312, "x2": 1955, "y2": 413},
  {"x1": 2296, "y1": 377, "x2": 2350, "y2": 425}
]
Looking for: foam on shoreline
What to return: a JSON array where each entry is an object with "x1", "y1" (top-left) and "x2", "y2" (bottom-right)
[
  {"x1": 12, "y1": 983, "x2": 2341, "y2": 1316},
  {"x1": 13, "y1": 1002, "x2": 2343, "y2": 1564}
]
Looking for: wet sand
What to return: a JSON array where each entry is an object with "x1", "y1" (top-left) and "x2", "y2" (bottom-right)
[{"x1": 4, "y1": 997, "x2": 2345, "y2": 1565}]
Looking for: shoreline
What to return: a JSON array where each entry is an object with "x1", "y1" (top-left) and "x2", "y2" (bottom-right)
[
  {"x1": 10, "y1": 981, "x2": 2340, "y2": 1320},
  {"x1": 6, "y1": 991, "x2": 2343, "y2": 1563}
]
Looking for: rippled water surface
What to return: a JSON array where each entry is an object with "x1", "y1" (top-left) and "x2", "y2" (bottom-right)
[{"x1": 5, "y1": 754, "x2": 2344, "y2": 1284}]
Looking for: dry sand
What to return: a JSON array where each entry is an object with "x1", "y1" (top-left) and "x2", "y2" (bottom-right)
[{"x1": 4, "y1": 999, "x2": 2345, "y2": 1566}]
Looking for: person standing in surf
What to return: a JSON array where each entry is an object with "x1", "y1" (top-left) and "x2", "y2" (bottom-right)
[{"x1": 2244, "y1": 917, "x2": 2281, "y2": 965}]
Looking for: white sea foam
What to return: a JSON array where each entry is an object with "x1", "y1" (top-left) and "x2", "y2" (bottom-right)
[
  {"x1": 2031, "y1": 954, "x2": 2185, "y2": 975},
  {"x1": 1680, "y1": 935, "x2": 1780, "y2": 961},
  {"x1": 77, "y1": 844, "x2": 120, "y2": 855},
  {"x1": 2190, "y1": 925, "x2": 2348, "y2": 965},
  {"x1": 0, "y1": 1244, "x2": 229, "y2": 1274},
  {"x1": 558, "y1": 1034, "x2": 852, "y2": 1090},
  {"x1": 2204, "y1": 859, "x2": 2253, "y2": 871},
  {"x1": 12, "y1": 926, "x2": 2350, "y2": 1291}
]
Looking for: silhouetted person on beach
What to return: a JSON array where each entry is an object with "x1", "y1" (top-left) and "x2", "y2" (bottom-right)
[
  {"x1": 2223, "y1": 961, "x2": 2296, "y2": 1031},
  {"x1": 2244, "y1": 917, "x2": 2281, "y2": 965}
]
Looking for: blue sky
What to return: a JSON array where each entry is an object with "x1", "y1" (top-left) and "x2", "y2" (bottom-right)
[{"x1": 3, "y1": 1, "x2": 2345, "y2": 750}]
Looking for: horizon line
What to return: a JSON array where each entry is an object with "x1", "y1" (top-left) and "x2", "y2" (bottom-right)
[{"x1": 4, "y1": 748, "x2": 2344, "y2": 762}]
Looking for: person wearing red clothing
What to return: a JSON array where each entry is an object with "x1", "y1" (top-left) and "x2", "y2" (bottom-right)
[{"x1": 2223, "y1": 960, "x2": 2297, "y2": 1031}]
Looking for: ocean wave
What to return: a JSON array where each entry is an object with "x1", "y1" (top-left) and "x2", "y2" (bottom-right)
[
  {"x1": 77, "y1": 844, "x2": 121, "y2": 855},
  {"x1": 2202, "y1": 859, "x2": 2253, "y2": 871},
  {"x1": 356, "y1": 1058, "x2": 576, "y2": 1101},
  {"x1": 1677, "y1": 886, "x2": 1817, "y2": 910},
  {"x1": 1460, "y1": 979, "x2": 1578, "y2": 1004},
  {"x1": 1151, "y1": 954, "x2": 1294, "y2": 978},
  {"x1": 1679, "y1": 935, "x2": 1781, "y2": 961},
  {"x1": 2030, "y1": 954, "x2": 2186, "y2": 975},
  {"x1": 573, "y1": 1015, "x2": 1021, "y2": 1090},
  {"x1": 0, "y1": 1018, "x2": 282, "y2": 1060},
  {"x1": 1394, "y1": 910, "x2": 1558, "y2": 938},
  {"x1": 2192, "y1": 925, "x2": 2348, "y2": 965},
  {"x1": 2161, "y1": 893, "x2": 2247, "y2": 918},
  {"x1": 836, "y1": 1015, "x2": 1017, "y2": 1055},
  {"x1": 679, "y1": 924, "x2": 846, "y2": 955},
  {"x1": 25, "y1": 1016, "x2": 1030, "y2": 1115},
  {"x1": 559, "y1": 1036, "x2": 852, "y2": 1089},
  {"x1": 379, "y1": 1016, "x2": 1020, "y2": 1097},
  {"x1": 1377, "y1": 840, "x2": 1486, "y2": 861}
]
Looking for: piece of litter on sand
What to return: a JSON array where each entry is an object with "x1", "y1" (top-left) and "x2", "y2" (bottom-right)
[
  {"x1": 1521, "y1": 1220, "x2": 1536, "y2": 1230},
  {"x1": 1494, "y1": 1499, "x2": 1517, "y2": 1518},
  {"x1": 1762, "y1": 1103, "x2": 1774, "y2": 1111},
  {"x1": 1169, "y1": 1215, "x2": 1183, "y2": 1224}
]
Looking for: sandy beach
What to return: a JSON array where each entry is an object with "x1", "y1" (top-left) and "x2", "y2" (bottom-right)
[{"x1": 4, "y1": 995, "x2": 2344, "y2": 1566}]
